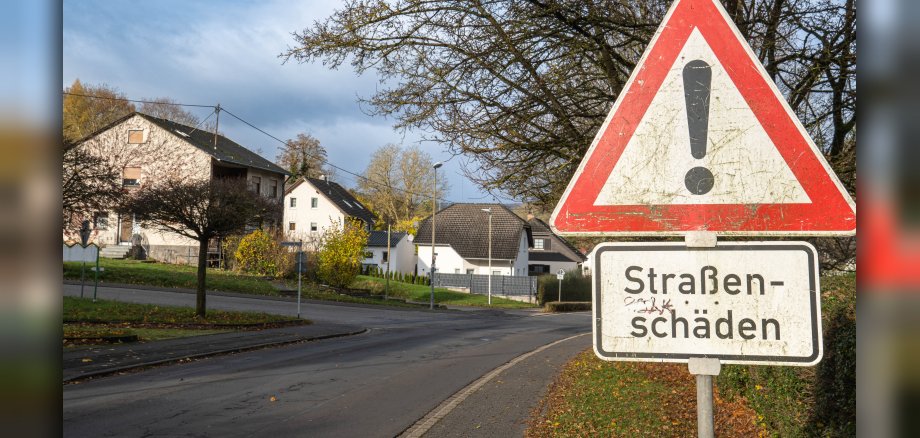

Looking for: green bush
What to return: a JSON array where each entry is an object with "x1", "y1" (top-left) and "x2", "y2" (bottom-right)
[
  {"x1": 544, "y1": 301, "x2": 592, "y2": 312},
  {"x1": 317, "y1": 219, "x2": 369, "y2": 288},
  {"x1": 537, "y1": 270, "x2": 591, "y2": 305},
  {"x1": 717, "y1": 273, "x2": 855, "y2": 436},
  {"x1": 233, "y1": 229, "x2": 292, "y2": 278}
]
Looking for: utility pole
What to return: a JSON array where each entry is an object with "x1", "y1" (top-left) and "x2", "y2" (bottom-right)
[
  {"x1": 213, "y1": 104, "x2": 221, "y2": 150},
  {"x1": 385, "y1": 223, "x2": 391, "y2": 300},
  {"x1": 481, "y1": 208, "x2": 492, "y2": 305},
  {"x1": 430, "y1": 162, "x2": 443, "y2": 310}
]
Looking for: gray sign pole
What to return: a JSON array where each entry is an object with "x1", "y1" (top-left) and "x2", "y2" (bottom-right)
[
  {"x1": 93, "y1": 246, "x2": 99, "y2": 302},
  {"x1": 686, "y1": 232, "x2": 719, "y2": 438},
  {"x1": 297, "y1": 241, "x2": 303, "y2": 319}
]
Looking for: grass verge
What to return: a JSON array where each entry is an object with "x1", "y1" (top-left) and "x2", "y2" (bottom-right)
[
  {"x1": 527, "y1": 350, "x2": 763, "y2": 437},
  {"x1": 351, "y1": 275, "x2": 538, "y2": 309},
  {"x1": 64, "y1": 296, "x2": 304, "y2": 344},
  {"x1": 717, "y1": 273, "x2": 856, "y2": 436},
  {"x1": 64, "y1": 258, "x2": 278, "y2": 295}
]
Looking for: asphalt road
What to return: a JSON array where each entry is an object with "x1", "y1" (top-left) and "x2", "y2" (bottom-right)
[{"x1": 63, "y1": 285, "x2": 591, "y2": 437}]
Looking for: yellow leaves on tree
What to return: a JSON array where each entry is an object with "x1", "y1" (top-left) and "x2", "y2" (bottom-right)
[
  {"x1": 234, "y1": 229, "x2": 292, "y2": 278},
  {"x1": 317, "y1": 219, "x2": 369, "y2": 288}
]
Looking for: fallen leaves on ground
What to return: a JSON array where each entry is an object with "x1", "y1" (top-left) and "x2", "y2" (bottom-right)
[{"x1": 526, "y1": 349, "x2": 764, "y2": 437}]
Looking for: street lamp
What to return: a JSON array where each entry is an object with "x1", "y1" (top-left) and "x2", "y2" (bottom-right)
[
  {"x1": 430, "y1": 161, "x2": 443, "y2": 310},
  {"x1": 481, "y1": 208, "x2": 492, "y2": 305}
]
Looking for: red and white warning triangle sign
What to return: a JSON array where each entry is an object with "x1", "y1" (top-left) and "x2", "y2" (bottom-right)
[{"x1": 550, "y1": 0, "x2": 855, "y2": 236}]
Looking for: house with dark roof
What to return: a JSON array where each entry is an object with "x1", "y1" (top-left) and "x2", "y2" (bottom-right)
[
  {"x1": 75, "y1": 112, "x2": 288, "y2": 262},
  {"x1": 283, "y1": 176, "x2": 375, "y2": 249},
  {"x1": 414, "y1": 203, "x2": 532, "y2": 277},
  {"x1": 526, "y1": 215, "x2": 586, "y2": 275},
  {"x1": 361, "y1": 230, "x2": 415, "y2": 275}
]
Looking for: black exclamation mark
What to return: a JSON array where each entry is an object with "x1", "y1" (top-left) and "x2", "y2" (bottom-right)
[{"x1": 683, "y1": 60, "x2": 714, "y2": 195}]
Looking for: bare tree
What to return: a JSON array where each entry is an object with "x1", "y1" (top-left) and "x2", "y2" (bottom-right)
[
  {"x1": 138, "y1": 97, "x2": 217, "y2": 133},
  {"x1": 276, "y1": 133, "x2": 330, "y2": 180},
  {"x1": 283, "y1": 0, "x2": 855, "y2": 207},
  {"x1": 119, "y1": 178, "x2": 278, "y2": 317},
  {"x1": 62, "y1": 139, "x2": 122, "y2": 230},
  {"x1": 357, "y1": 144, "x2": 449, "y2": 230}
]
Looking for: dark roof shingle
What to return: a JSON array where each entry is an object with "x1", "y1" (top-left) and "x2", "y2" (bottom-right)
[
  {"x1": 287, "y1": 177, "x2": 376, "y2": 226},
  {"x1": 528, "y1": 217, "x2": 585, "y2": 261},
  {"x1": 367, "y1": 231, "x2": 408, "y2": 247},
  {"x1": 137, "y1": 113, "x2": 289, "y2": 176},
  {"x1": 414, "y1": 203, "x2": 531, "y2": 260}
]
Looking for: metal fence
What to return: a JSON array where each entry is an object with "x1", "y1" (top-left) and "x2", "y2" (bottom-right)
[{"x1": 432, "y1": 272, "x2": 537, "y2": 298}]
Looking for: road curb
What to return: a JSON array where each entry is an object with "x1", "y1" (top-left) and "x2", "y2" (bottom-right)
[
  {"x1": 396, "y1": 332, "x2": 591, "y2": 438},
  {"x1": 63, "y1": 328, "x2": 368, "y2": 384}
]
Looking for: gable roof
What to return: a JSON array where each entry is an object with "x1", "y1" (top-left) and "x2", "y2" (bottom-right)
[
  {"x1": 528, "y1": 217, "x2": 585, "y2": 261},
  {"x1": 80, "y1": 111, "x2": 289, "y2": 176},
  {"x1": 367, "y1": 230, "x2": 409, "y2": 247},
  {"x1": 414, "y1": 203, "x2": 531, "y2": 260},
  {"x1": 286, "y1": 177, "x2": 376, "y2": 225},
  {"x1": 136, "y1": 113, "x2": 289, "y2": 176}
]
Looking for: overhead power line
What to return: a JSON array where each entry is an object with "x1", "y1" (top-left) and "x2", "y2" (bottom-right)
[
  {"x1": 63, "y1": 90, "x2": 456, "y2": 204},
  {"x1": 62, "y1": 92, "x2": 216, "y2": 108},
  {"x1": 220, "y1": 107, "x2": 455, "y2": 204}
]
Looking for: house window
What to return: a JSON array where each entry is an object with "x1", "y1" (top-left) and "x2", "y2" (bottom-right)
[
  {"x1": 311, "y1": 197, "x2": 318, "y2": 208},
  {"x1": 270, "y1": 179, "x2": 278, "y2": 198},
  {"x1": 310, "y1": 222, "x2": 317, "y2": 232},
  {"x1": 127, "y1": 129, "x2": 145, "y2": 144},
  {"x1": 289, "y1": 222, "x2": 296, "y2": 231},
  {"x1": 455, "y1": 269, "x2": 461, "y2": 274},
  {"x1": 382, "y1": 251, "x2": 388, "y2": 262},
  {"x1": 492, "y1": 270, "x2": 502, "y2": 276},
  {"x1": 93, "y1": 212, "x2": 108, "y2": 230},
  {"x1": 290, "y1": 197, "x2": 297, "y2": 208},
  {"x1": 466, "y1": 269, "x2": 474, "y2": 275},
  {"x1": 363, "y1": 251, "x2": 373, "y2": 259},
  {"x1": 252, "y1": 176, "x2": 262, "y2": 194},
  {"x1": 122, "y1": 167, "x2": 141, "y2": 187},
  {"x1": 534, "y1": 238, "x2": 544, "y2": 250}
]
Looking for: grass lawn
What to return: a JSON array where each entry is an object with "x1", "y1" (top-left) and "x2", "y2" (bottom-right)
[
  {"x1": 64, "y1": 258, "x2": 278, "y2": 295},
  {"x1": 64, "y1": 296, "x2": 303, "y2": 344},
  {"x1": 527, "y1": 350, "x2": 763, "y2": 437},
  {"x1": 529, "y1": 274, "x2": 856, "y2": 437},
  {"x1": 351, "y1": 275, "x2": 537, "y2": 309}
]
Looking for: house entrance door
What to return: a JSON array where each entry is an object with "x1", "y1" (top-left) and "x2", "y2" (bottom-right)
[{"x1": 119, "y1": 214, "x2": 134, "y2": 244}]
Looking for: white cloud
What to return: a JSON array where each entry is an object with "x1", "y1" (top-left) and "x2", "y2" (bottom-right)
[{"x1": 62, "y1": 0, "x2": 493, "y2": 203}]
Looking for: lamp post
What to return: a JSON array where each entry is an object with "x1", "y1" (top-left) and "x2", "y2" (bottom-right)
[
  {"x1": 481, "y1": 208, "x2": 492, "y2": 305},
  {"x1": 430, "y1": 161, "x2": 443, "y2": 310}
]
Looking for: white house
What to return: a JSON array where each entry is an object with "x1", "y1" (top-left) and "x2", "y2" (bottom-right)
[
  {"x1": 71, "y1": 112, "x2": 288, "y2": 263},
  {"x1": 414, "y1": 203, "x2": 532, "y2": 277},
  {"x1": 361, "y1": 231, "x2": 415, "y2": 275},
  {"x1": 283, "y1": 176, "x2": 375, "y2": 250},
  {"x1": 526, "y1": 216, "x2": 586, "y2": 275}
]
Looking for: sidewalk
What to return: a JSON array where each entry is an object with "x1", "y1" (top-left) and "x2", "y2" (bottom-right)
[{"x1": 63, "y1": 322, "x2": 366, "y2": 383}]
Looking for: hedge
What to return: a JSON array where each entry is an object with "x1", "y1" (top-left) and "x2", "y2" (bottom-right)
[
  {"x1": 544, "y1": 301, "x2": 592, "y2": 313},
  {"x1": 536, "y1": 271, "x2": 591, "y2": 305},
  {"x1": 716, "y1": 273, "x2": 855, "y2": 436}
]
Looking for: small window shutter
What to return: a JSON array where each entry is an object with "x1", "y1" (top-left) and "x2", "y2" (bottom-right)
[
  {"x1": 123, "y1": 167, "x2": 141, "y2": 179},
  {"x1": 544, "y1": 239, "x2": 552, "y2": 250}
]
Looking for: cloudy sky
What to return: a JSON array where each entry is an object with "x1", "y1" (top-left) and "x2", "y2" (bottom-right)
[{"x1": 62, "y1": 0, "x2": 496, "y2": 203}]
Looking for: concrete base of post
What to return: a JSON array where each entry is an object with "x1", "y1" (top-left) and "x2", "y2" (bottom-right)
[{"x1": 689, "y1": 357, "x2": 721, "y2": 438}]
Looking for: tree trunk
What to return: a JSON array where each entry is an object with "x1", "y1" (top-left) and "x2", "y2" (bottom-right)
[{"x1": 196, "y1": 238, "x2": 208, "y2": 317}]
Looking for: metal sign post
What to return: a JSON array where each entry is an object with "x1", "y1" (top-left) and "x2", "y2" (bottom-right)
[
  {"x1": 556, "y1": 268, "x2": 565, "y2": 302},
  {"x1": 281, "y1": 241, "x2": 304, "y2": 319}
]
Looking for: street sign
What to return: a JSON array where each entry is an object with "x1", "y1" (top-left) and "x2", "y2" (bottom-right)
[
  {"x1": 592, "y1": 241, "x2": 822, "y2": 366},
  {"x1": 549, "y1": 0, "x2": 855, "y2": 237},
  {"x1": 556, "y1": 269, "x2": 566, "y2": 280}
]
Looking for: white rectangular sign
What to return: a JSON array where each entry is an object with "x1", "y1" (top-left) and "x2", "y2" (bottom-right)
[
  {"x1": 593, "y1": 242, "x2": 821, "y2": 366},
  {"x1": 63, "y1": 244, "x2": 99, "y2": 263}
]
